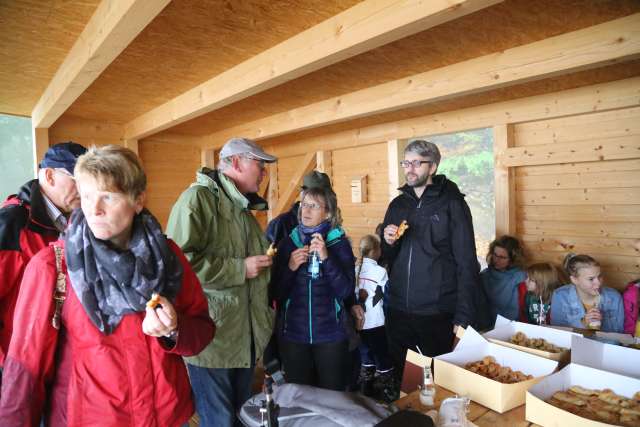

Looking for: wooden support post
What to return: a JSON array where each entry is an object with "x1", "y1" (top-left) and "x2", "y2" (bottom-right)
[
  {"x1": 316, "y1": 150, "x2": 332, "y2": 180},
  {"x1": 494, "y1": 124, "x2": 516, "y2": 237},
  {"x1": 201, "y1": 148, "x2": 216, "y2": 168},
  {"x1": 267, "y1": 163, "x2": 279, "y2": 222},
  {"x1": 388, "y1": 139, "x2": 408, "y2": 201},
  {"x1": 32, "y1": 127, "x2": 49, "y2": 178},
  {"x1": 124, "y1": 139, "x2": 139, "y2": 156},
  {"x1": 273, "y1": 152, "x2": 316, "y2": 217}
]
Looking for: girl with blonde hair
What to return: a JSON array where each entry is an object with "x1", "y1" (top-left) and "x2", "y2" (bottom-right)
[
  {"x1": 520, "y1": 262, "x2": 560, "y2": 325},
  {"x1": 550, "y1": 253, "x2": 623, "y2": 332}
]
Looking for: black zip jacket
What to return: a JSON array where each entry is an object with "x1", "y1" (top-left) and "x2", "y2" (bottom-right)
[{"x1": 381, "y1": 175, "x2": 478, "y2": 327}]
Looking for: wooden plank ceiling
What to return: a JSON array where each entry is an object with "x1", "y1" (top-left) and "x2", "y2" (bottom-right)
[
  {"x1": 2, "y1": 0, "x2": 640, "y2": 145},
  {"x1": 0, "y1": 0, "x2": 101, "y2": 117}
]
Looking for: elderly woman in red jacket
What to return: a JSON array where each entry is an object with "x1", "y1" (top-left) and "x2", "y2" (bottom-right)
[{"x1": 0, "y1": 145, "x2": 215, "y2": 427}]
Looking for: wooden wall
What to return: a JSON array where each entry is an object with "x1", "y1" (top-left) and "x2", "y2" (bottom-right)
[
  {"x1": 49, "y1": 115, "x2": 124, "y2": 147},
  {"x1": 514, "y1": 107, "x2": 640, "y2": 290},
  {"x1": 331, "y1": 143, "x2": 389, "y2": 253},
  {"x1": 139, "y1": 138, "x2": 201, "y2": 228},
  {"x1": 259, "y1": 77, "x2": 640, "y2": 290}
]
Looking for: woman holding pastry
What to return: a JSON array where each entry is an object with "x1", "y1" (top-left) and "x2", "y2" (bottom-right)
[{"x1": 0, "y1": 145, "x2": 214, "y2": 427}]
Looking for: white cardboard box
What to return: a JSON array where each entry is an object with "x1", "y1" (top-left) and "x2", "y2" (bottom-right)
[
  {"x1": 571, "y1": 335, "x2": 640, "y2": 379},
  {"x1": 434, "y1": 327, "x2": 558, "y2": 413},
  {"x1": 526, "y1": 337, "x2": 640, "y2": 426},
  {"x1": 526, "y1": 363, "x2": 640, "y2": 427},
  {"x1": 483, "y1": 315, "x2": 580, "y2": 362}
]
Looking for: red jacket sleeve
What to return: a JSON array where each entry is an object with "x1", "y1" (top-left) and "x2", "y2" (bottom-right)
[
  {"x1": 163, "y1": 240, "x2": 215, "y2": 356},
  {"x1": 0, "y1": 247, "x2": 59, "y2": 427},
  {"x1": 0, "y1": 250, "x2": 29, "y2": 365},
  {"x1": 517, "y1": 282, "x2": 528, "y2": 323}
]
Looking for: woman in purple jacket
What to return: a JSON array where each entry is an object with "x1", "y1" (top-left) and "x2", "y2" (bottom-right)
[{"x1": 272, "y1": 187, "x2": 355, "y2": 390}]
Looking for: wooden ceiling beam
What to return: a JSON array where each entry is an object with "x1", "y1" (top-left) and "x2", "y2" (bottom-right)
[
  {"x1": 31, "y1": 0, "x2": 171, "y2": 128},
  {"x1": 123, "y1": 0, "x2": 503, "y2": 140},
  {"x1": 201, "y1": 13, "x2": 640, "y2": 147},
  {"x1": 272, "y1": 152, "x2": 316, "y2": 218}
]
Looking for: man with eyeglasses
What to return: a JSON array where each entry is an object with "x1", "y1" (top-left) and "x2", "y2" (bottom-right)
[
  {"x1": 167, "y1": 137, "x2": 278, "y2": 427},
  {"x1": 381, "y1": 140, "x2": 478, "y2": 393},
  {"x1": 0, "y1": 141, "x2": 87, "y2": 387}
]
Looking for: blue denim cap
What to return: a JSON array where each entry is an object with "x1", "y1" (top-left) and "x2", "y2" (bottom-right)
[
  {"x1": 219, "y1": 137, "x2": 277, "y2": 163},
  {"x1": 39, "y1": 142, "x2": 87, "y2": 175}
]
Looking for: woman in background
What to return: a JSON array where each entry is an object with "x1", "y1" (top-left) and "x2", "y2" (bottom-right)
[{"x1": 479, "y1": 235, "x2": 527, "y2": 327}]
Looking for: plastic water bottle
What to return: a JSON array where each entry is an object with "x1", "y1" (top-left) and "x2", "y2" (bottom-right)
[
  {"x1": 419, "y1": 365, "x2": 436, "y2": 407},
  {"x1": 308, "y1": 250, "x2": 321, "y2": 279}
]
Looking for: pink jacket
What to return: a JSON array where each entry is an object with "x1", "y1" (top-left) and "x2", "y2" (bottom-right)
[{"x1": 623, "y1": 280, "x2": 640, "y2": 336}]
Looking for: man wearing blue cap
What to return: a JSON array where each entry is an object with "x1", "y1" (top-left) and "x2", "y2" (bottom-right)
[{"x1": 0, "y1": 141, "x2": 87, "y2": 385}]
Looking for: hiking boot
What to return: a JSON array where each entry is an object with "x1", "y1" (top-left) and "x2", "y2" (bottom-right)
[
  {"x1": 373, "y1": 370, "x2": 399, "y2": 403},
  {"x1": 359, "y1": 365, "x2": 376, "y2": 397}
]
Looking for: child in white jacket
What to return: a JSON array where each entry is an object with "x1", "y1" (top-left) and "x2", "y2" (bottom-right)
[{"x1": 356, "y1": 234, "x2": 393, "y2": 401}]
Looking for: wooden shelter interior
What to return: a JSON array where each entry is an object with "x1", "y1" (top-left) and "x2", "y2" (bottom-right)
[{"x1": 2, "y1": 0, "x2": 639, "y2": 289}]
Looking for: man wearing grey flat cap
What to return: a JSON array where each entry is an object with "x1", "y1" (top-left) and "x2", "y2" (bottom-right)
[{"x1": 167, "y1": 137, "x2": 277, "y2": 427}]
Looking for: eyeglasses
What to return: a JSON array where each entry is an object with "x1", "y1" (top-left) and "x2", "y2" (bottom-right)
[
  {"x1": 400, "y1": 160, "x2": 432, "y2": 169},
  {"x1": 300, "y1": 201, "x2": 324, "y2": 211},
  {"x1": 55, "y1": 169, "x2": 75, "y2": 181},
  {"x1": 243, "y1": 156, "x2": 266, "y2": 170},
  {"x1": 492, "y1": 253, "x2": 510, "y2": 260}
]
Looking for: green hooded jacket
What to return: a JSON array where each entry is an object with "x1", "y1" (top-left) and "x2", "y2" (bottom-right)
[{"x1": 166, "y1": 168, "x2": 274, "y2": 368}]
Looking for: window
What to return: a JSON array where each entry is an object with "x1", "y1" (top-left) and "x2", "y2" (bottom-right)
[{"x1": 0, "y1": 114, "x2": 33, "y2": 200}]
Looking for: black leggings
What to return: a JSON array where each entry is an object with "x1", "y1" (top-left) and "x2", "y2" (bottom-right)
[{"x1": 279, "y1": 339, "x2": 350, "y2": 391}]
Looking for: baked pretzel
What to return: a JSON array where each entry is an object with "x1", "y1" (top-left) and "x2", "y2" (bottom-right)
[
  {"x1": 395, "y1": 220, "x2": 409, "y2": 239},
  {"x1": 546, "y1": 386, "x2": 640, "y2": 426},
  {"x1": 509, "y1": 331, "x2": 566, "y2": 353},
  {"x1": 266, "y1": 243, "x2": 277, "y2": 257},
  {"x1": 464, "y1": 356, "x2": 533, "y2": 384},
  {"x1": 146, "y1": 293, "x2": 161, "y2": 309}
]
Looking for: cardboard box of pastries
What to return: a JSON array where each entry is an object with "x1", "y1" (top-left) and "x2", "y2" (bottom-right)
[
  {"x1": 526, "y1": 364, "x2": 640, "y2": 427},
  {"x1": 527, "y1": 337, "x2": 640, "y2": 426},
  {"x1": 434, "y1": 327, "x2": 558, "y2": 413},
  {"x1": 482, "y1": 315, "x2": 580, "y2": 363}
]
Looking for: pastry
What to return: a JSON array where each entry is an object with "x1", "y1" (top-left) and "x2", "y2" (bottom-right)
[
  {"x1": 546, "y1": 386, "x2": 640, "y2": 425},
  {"x1": 146, "y1": 293, "x2": 161, "y2": 309},
  {"x1": 395, "y1": 220, "x2": 409, "y2": 239},
  {"x1": 266, "y1": 243, "x2": 277, "y2": 257}
]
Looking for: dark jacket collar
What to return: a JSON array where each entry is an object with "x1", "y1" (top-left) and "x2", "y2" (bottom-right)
[
  {"x1": 398, "y1": 174, "x2": 462, "y2": 202},
  {"x1": 16, "y1": 179, "x2": 57, "y2": 232}
]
